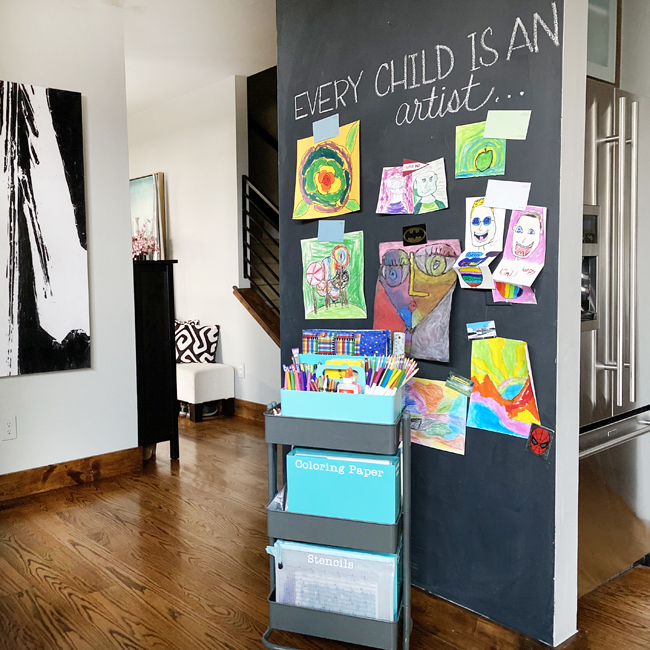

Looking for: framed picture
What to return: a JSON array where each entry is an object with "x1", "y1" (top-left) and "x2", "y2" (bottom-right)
[
  {"x1": 0, "y1": 80, "x2": 90, "y2": 377},
  {"x1": 587, "y1": 0, "x2": 620, "y2": 85},
  {"x1": 130, "y1": 173, "x2": 167, "y2": 259}
]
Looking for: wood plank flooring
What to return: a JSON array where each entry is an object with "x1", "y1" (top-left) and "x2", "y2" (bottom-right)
[
  {"x1": 578, "y1": 566, "x2": 650, "y2": 650},
  {"x1": 0, "y1": 414, "x2": 647, "y2": 649}
]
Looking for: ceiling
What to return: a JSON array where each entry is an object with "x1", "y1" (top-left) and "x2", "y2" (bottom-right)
[{"x1": 120, "y1": 0, "x2": 277, "y2": 115}]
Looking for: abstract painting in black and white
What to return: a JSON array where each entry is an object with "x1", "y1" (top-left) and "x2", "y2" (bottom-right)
[{"x1": 0, "y1": 81, "x2": 89, "y2": 376}]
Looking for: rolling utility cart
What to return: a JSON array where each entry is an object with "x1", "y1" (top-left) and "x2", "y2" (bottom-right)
[{"x1": 262, "y1": 410, "x2": 412, "y2": 650}]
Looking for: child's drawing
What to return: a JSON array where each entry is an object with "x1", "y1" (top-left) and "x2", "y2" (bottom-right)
[
  {"x1": 412, "y1": 158, "x2": 448, "y2": 214},
  {"x1": 493, "y1": 206, "x2": 547, "y2": 287},
  {"x1": 374, "y1": 239, "x2": 461, "y2": 362},
  {"x1": 467, "y1": 337, "x2": 540, "y2": 438},
  {"x1": 302, "y1": 231, "x2": 366, "y2": 320},
  {"x1": 465, "y1": 197, "x2": 505, "y2": 253},
  {"x1": 405, "y1": 378, "x2": 467, "y2": 455},
  {"x1": 376, "y1": 167, "x2": 413, "y2": 214},
  {"x1": 455, "y1": 122, "x2": 506, "y2": 179},
  {"x1": 293, "y1": 120, "x2": 360, "y2": 220}
]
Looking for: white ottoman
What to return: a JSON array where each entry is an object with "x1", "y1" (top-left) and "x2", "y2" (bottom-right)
[{"x1": 176, "y1": 362, "x2": 235, "y2": 422}]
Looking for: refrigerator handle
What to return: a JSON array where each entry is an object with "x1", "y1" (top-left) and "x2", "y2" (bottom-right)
[
  {"x1": 629, "y1": 101, "x2": 639, "y2": 403},
  {"x1": 616, "y1": 96, "x2": 626, "y2": 408}
]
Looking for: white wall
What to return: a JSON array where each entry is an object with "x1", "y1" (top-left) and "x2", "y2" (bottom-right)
[
  {"x1": 554, "y1": 0, "x2": 588, "y2": 644},
  {"x1": 0, "y1": 0, "x2": 138, "y2": 475},
  {"x1": 128, "y1": 77, "x2": 281, "y2": 406}
]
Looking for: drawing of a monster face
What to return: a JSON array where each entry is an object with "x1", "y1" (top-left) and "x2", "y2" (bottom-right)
[
  {"x1": 379, "y1": 243, "x2": 458, "y2": 329},
  {"x1": 470, "y1": 204, "x2": 497, "y2": 249},
  {"x1": 512, "y1": 211, "x2": 542, "y2": 259}
]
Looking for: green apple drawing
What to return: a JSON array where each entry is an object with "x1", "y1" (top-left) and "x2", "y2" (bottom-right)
[{"x1": 474, "y1": 147, "x2": 495, "y2": 173}]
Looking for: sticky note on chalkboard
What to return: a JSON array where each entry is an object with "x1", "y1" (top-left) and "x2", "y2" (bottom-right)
[
  {"x1": 483, "y1": 110, "x2": 532, "y2": 140},
  {"x1": 312, "y1": 114, "x2": 340, "y2": 143},
  {"x1": 484, "y1": 180, "x2": 531, "y2": 210},
  {"x1": 318, "y1": 220, "x2": 345, "y2": 242}
]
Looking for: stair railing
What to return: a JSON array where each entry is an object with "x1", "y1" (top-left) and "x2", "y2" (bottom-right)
[{"x1": 242, "y1": 176, "x2": 280, "y2": 315}]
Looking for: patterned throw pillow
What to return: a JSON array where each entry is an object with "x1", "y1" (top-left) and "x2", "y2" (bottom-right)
[{"x1": 175, "y1": 322, "x2": 220, "y2": 363}]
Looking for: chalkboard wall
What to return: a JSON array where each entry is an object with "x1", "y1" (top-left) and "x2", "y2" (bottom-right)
[{"x1": 277, "y1": 1, "x2": 564, "y2": 643}]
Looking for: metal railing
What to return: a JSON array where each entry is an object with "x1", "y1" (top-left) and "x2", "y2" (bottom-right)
[{"x1": 242, "y1": 176, "x2": 280, "y2": 315}]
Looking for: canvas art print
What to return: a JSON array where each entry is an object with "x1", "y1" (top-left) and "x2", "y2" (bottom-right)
[
  {"x1": 455, "y1": 122, "x2": 506, "y2": 179},
  {"x1": 376, "y1": 166, "x2": 413, "y2": 214},
  {"x1": 410, "y1": 158, "x2": 448, "y2": 214},
  {"x1": 0, "y1": 81, "x2": 89, "y2": 377},
  {"x1": 301, "y1": 231, "x2": 367, "y2": 319},
  {"x1": 405, "y1": 378, "x2": 468, "y2": 455},
  {"x1": 467, "y1": 337, "x2": 540, "y2": 438},
  {"x1": 493, "y1": 206, "x2": 547, "y2": 287},
  {"x1": 293, "y1": 120, "x2": 360, "y2": 220},
  {"x1": 374, "y1": 239, "x2": 461, "y2": 362}
]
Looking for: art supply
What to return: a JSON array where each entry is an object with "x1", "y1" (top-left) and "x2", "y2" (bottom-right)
[
  {"x1": 446, "y1": 372, "x2": 474, "y2": 397},
  {"x1": 337, "y1": 367, "x2": 362, "y2": 394},
  {"x1": 301, "y1": 329, "x2": 391, "y2": 356},
  {"x1": 268, "y1": 540, "x2": 401, "y2": 622},
  {"x1": 282, "y1": 355, "x2": 418, "y2": 397}
]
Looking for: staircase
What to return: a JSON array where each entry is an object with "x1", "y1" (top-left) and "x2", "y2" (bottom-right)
[{"x1": 235, "y1": 176, "x2": 280, "y2": 346}]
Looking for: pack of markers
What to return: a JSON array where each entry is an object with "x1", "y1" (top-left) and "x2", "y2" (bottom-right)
[{"x1": 280, "y1": 354, "x2": 417, "y2": 425}]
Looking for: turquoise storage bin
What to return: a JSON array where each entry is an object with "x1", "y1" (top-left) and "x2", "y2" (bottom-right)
[
  {"x1": 280, "y1": 386, "x2": 405, "y2": 425},
  {"x1": 286, "y1": 448, "x2": 401, "y2": 524}
]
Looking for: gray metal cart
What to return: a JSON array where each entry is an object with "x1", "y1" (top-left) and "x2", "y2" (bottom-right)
[{"x1": 262, "y1": 410, "x2": 412, "y2": 650}]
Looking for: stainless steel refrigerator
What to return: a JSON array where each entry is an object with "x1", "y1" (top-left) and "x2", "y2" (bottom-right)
[{"x1": 579, "y1": 78, "x2": 650, "y2": 596}]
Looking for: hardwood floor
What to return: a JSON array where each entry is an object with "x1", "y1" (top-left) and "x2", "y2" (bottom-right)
[
  {"x1": 578, "y1": 566, "x2": 650, "y2": 650},
  {"x1": 0, "y1": 415, "x2": 647, "y2": 649}
]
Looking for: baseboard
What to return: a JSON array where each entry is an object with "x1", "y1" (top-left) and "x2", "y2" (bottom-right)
[
  {"x1": 234, "y1": 398, "x2": 266, "y2": 423},
  {"x1": 0, "y1": 447, "x2": 143, "y2": 503},
  {"x1": 413, "y1": 586, "x2": 588, "y2": 650}
]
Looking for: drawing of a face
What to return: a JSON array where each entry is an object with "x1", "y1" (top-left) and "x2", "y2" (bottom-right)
[
  {"x1": 470, "y1": 204, "x2": 497, "y2": 248},
  {"x1": 379, "y1": 242, "x2": 458, "y2": 329},
  {"x1": 512, "y1": 211, "x2": 542, "y2": 258},
  {"x1": 386, "y1": 174, "x2": 405, "y2": 201},
  {"x1": 414, "y1": 169, "x2": 438, "y2": 201}
]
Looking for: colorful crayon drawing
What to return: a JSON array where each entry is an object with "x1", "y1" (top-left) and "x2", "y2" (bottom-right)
[
  {"x1": 301, "y1": 231, "x2": 366, "y2": 319},
  {"x1": 406, "y1": 378, "x2": 468, "y2": 454},
  {"x1": 376, "y1": 167, "x2": 413, "y2": 214},
  {"x1": 411, "y1": 158, "x2": 448, "y2": 214},
  {"x1": 465, "y1": 197, "x2": 505, "y2": 254},
  {"x1": 492, "y1": 282, "x2": 537, "y2": 305},
  {"x1": 467, "y1": 337, "x2": 540, "y2": 438},
  {"x1": 455, "y1": 122, "x2": 506, "y2": 179},
  {"x1": 293, "y1": 120, "x2": 360, "y2": 220},
  {"x1": 374, "y1": 239, "x2": 461, "y2": 362},
  {"x1": 493, "y1": 206, "x2": 547, "y2": 287}
]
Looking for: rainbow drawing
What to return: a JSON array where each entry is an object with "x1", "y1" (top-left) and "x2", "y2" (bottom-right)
[
  {"x1": 467, "y1": 337, "x2": 540, "y2": 438},
  {"x1": 495, "y1": 282, "x2": 523, "y2": 299},
  {"x1": 405, "y1": 378, "x2": 467, "y2": 454},
  {"x1": 460, "y1": 269, "x2": 483, "y2": 288}
]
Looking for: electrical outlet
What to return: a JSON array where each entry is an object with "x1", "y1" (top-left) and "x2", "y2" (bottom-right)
[
  {"x1": 2, "y1": 416, "x2": 17, "y2": 441},
  {"x1": 236, "y1": 362, "x2": 245, "y2": 379}
]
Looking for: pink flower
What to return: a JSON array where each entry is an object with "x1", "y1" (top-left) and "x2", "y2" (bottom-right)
[{"x1": 132, "y1": 220, "x2": 160, "y2": 259}]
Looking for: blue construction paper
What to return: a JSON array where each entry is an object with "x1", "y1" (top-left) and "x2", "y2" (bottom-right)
[
  {"x1": 317, "y1": 219, "x2": 345, "y2": 242},
  {"x1": 312, "y1": 114, "x2": 340, "y2": 143}
]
